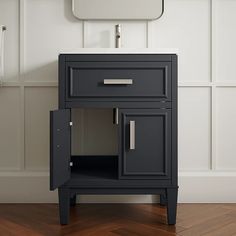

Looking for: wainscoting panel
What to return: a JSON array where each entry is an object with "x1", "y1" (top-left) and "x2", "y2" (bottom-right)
[
  {"x1": 24, "y1": 0, "x2": 83, "y2": 82},
  {"x1": 178, "y1": 87, "x2": 211, "y2": 171},
  {"x1": 216, "y1": 88, "x2": 236, "y2": 170},
  {"x1": 24, "y1": 87, "x2": 58, "y2": 170},
  {"x1": 149, "y1": 0, "x2": 211, "y2": 83},
  {"x1": 214, "y1": 0, "x2": 236, "y2": 82},
  {"x1": 0, "y1": 88, "x2": 21, "y2": 170}
]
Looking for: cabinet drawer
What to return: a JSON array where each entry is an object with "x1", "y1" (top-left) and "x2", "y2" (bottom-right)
[{"x1": 66, "y1": 61, "x2": 171, "y2": 101}]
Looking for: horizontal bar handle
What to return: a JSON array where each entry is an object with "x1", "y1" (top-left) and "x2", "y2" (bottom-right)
[
  {"x1": 130, "y1": 120, "x2": 135, "y2": 150},
  {"x1": 103, "y1": 79, "x2": 133, "y2": 85}
]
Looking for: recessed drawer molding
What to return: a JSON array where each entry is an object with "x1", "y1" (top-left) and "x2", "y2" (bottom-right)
[{"x1": 66, "y1": 61, "x2": 171, "y2": 101}]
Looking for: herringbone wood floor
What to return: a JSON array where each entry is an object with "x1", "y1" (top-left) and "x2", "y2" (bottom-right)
[{"x1": 0, "y1": 204, "x2": 235, "y2": 236}]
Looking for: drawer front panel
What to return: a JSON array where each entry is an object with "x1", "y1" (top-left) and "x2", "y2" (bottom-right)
[{"x1": 66, "y1": 62, "x2": 171, "y2": 100}]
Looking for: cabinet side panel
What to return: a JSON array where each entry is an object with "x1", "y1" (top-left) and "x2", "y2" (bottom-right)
[{"x1": 171, "y1": 55, "x2": 178, "y2": 186}]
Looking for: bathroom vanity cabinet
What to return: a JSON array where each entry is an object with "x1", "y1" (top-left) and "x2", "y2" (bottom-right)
[{"x1": 50, "y1": 53, "x2": 178, "y2": 225}]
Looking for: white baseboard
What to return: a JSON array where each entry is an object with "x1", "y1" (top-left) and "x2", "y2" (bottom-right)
[
  {"x1": 179, "y1": 172, "x2": 236, "y2": 203},
  {"x1": 0, "y1": 172, "x2": 235, "y2": 203}
]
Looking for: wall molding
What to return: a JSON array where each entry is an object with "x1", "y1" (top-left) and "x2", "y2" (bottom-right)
[{"x1": 0, "y1": 173, "x2": 235, "y2": 203}]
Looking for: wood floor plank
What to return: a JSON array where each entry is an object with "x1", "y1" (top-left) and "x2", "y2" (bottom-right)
[
  {"x1": 178, "y1": 205, "x2": 232, "y2": 228},
  {"x1": 67, "y1": 222, "x2": 121, "y2": 236},
  {"x1": 178, "y1": 214, "x2": 235, "y2": 236},
  {"x1": 112, "y1": 220, "x2": 176, "y2": 236},
  {"x1": 177, "y1": 204, "x2": 220, "y2": 222},
  {"x1": 0, "y1": 204, "x2": 235, "y2": 236},
  {"x1": 0, "y1": 218, "x2": 43, "y2": 236},
  {"x1": 222, "y1": 204, "x2": 236, "y2": 211},
  {"x1": 202, "y1": 223, "x2": 236, "y2": 236}
]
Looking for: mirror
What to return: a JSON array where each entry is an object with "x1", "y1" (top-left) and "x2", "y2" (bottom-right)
[{"x1": 72, "y1": 0, "x2": 164, "y2": 20}]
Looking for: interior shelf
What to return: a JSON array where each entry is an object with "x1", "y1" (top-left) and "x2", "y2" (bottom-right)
[{"x1": 71, "y1": 155, "x2": 118, "y2": 180}]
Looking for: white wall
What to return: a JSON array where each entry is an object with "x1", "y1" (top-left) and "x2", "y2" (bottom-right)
[{"x1": 0, "y1": 0, "x2": 236, "y2": 203}]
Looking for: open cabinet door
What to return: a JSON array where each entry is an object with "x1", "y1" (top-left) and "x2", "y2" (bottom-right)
[{"x1": 50, "y1": 109, "x2": 71, "y2": 190}]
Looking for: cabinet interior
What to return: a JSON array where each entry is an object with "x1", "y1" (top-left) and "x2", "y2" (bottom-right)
[
  {"x1": 71, "y1": 108, "x2": 118, "y2": 179},
  {"x1": 71, "y1": 156, "x2": 118, "y2": 180}
]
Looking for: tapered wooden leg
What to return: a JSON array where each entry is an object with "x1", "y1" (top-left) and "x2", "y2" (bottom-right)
[
  {"x1": 58, "y1": 187, "x2": 70, "y2": 225},
  {"x1": 166, "y1": 188, "x2": 178, "y2": 225},
  {"x1": 160, "y1": 194, "x2": 167, "y2": 206},
  {"x1": 70, "y1": 194, "x2": 77, "y2": 207}
]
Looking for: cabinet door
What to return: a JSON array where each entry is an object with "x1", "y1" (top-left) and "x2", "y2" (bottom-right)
[
  {"x1": 119, "y1": 109, "x2": 171, "y2": 179},
  {"x1": 50, "y1": 109, "x2": 71, "y2": 190}
]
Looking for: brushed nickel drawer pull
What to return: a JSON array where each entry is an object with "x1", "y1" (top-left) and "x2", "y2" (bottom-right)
[
  {"x1": 130, "y1": 120, "x2": 135, "y2": 150},
  {"x1": 103, "y1": 79, "x2": 133, "y2": 85}
]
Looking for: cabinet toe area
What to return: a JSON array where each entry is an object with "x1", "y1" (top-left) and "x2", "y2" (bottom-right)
[
  {"x1": 70, "y1": 194, "x2": 77, "y2": 207},
  {"x1": 160, "y1": 194, "x2": 167, "y2": 206}
]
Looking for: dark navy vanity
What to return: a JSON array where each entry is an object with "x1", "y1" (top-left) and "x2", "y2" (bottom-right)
[{"x1": 50, "y1": 53, "x2": 178, "y2": 225}]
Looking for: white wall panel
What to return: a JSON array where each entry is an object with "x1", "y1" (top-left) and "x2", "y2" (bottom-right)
[
  {"x1": 24, "y1": 0, "x2": 83, "y2": 81},
  {"x1": 25, "y1": 87, "x2": 58, "y2": 170},
  {"x1": 214, "y1": 0, "x2": 236, "y2": 82},
  {"x1": 150, "y1": 0, "x2": 210, "y2": 82},
  {"x1": 84, "y1": 21, "x2": 147, "y2": 48},
  {"x1": 216, "y1": 88, "x2": 236, "y2": 170},
  {"x1": 0, "y1": 88, "x2": 21, "y2": 169},
  {"x1": 0, "y1": 0, "x2": 19, "y2": 81},
  {"x1": 178, "y1": 87, "x2": 211, "y2": 170}
]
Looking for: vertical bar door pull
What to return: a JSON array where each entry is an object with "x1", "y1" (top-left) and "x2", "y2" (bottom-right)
[
  {"x1": 69, "y1": 67, "x2": 73, "y2": 96},
  {"x1": 130, "y1": 120, "x2": 135, "y2": 150},
  {"x1": 113, "y1": 108, "x2": 119, "y2": 125}
]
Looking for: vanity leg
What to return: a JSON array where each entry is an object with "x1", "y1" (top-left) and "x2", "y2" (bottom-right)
[
  {"x1": 166, "y1": 188, "x2": 178, "y2": 225},
  {"x1": 70, "y1": 194, "x2": 77, "y2": 207},
  {"x1": 160, "y1": 194, "x2": 167, "y2": 206},
  {"x1": 58, "y1": 187, "x2": 70, "y2": 225}
]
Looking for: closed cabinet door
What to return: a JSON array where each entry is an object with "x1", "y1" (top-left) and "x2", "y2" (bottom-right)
[{"x1": 119, "y1": 109, "x2": 171, "y2": 179}]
